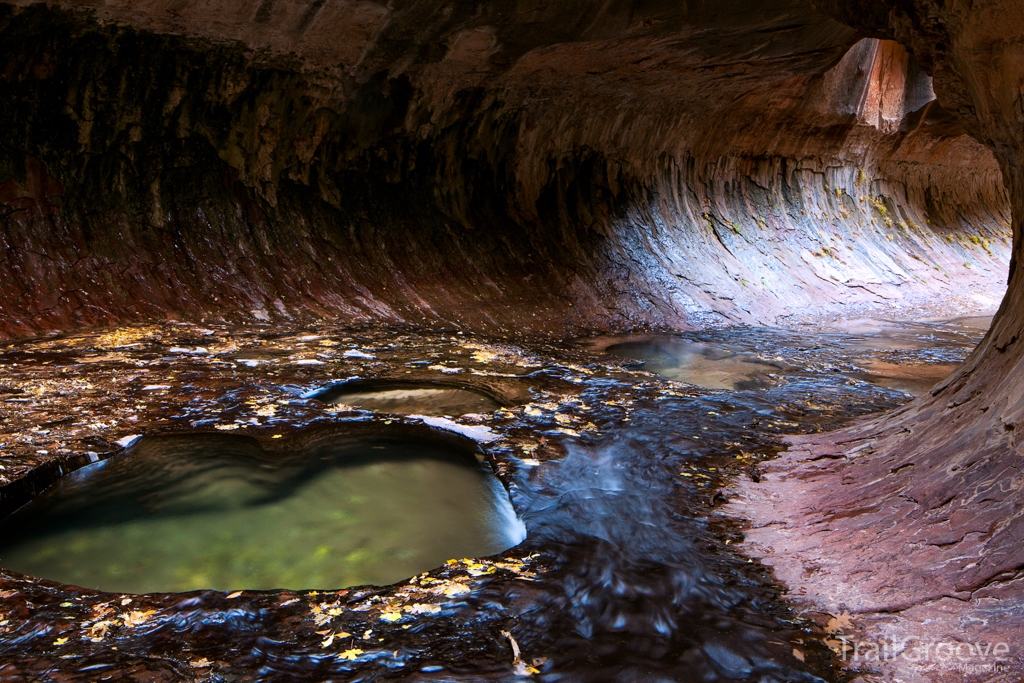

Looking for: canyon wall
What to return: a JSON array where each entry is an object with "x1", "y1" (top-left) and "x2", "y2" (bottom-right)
[
  {"x1": 733, "y1": 2, "x2": 1024, "y2": 680},
  {"x1": 0, "y1": 1, "x2": 1009, "y2": 339}
]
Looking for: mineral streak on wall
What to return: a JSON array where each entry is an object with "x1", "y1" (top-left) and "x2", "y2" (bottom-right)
[{"x1": 0, "y1": 1, "x2": 1010, "y2": 339}]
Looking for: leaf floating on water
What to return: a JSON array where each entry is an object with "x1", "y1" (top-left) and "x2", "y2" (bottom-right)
[
  {"x1": 53, "y1": 637, "x2": 68, "y2": 646},
  {"x1": 338, "y1": 648, "x2": 364, "y2": 661},
  {"x1": 380, "y1": 611, "x2": 402, "y2": 622}
]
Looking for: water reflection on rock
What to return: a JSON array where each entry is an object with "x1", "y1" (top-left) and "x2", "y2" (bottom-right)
[
  {"x1": 314, "y1": 382, "x2": 502, "y2": 417},
  {"x1": 604, "y1": 316, "x2": 990, "y2": 397}
]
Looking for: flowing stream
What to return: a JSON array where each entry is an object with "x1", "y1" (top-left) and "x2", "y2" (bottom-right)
[{"x1": 0, "y1": 316, "x2": 991, "y2": 681}]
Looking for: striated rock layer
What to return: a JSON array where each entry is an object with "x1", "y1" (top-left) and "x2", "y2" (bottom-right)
[
  {"x1": 0, "y1": 1, "x2": 1009, "y2": 339},
  {"x1": 732, "y1": 1, "x2": 1024, "y2": 681}
]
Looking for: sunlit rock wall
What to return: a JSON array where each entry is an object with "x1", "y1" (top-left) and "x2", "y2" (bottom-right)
[
  {"x1": 733, "y1": 2, "x2": 1024, "y2": 679},
  {"x1": 0, "y1": 1, "x2": 1010, "y2": 338}
]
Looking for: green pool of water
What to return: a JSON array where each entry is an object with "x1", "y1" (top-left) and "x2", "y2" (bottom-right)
[{"x1": 0, "y1": 431, "x2": 525, "y2": 593}]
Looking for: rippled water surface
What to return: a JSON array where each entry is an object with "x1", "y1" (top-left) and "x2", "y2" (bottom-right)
[{"x1": 0, "y1": 432, "x2": 525, "y2": 593}]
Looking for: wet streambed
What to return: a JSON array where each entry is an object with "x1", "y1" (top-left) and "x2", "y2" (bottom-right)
[{"x1": 0, "y1": 316, "x2": 990, "y2": 682}]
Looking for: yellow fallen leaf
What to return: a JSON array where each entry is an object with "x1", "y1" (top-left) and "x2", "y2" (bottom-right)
[
  {"x1": 404, "y1": 603, "x2": 441, "y2": 615},
  {"x1": 53, "y1": 637, "x2": 68, "y2": 646},
  {"x1": 792, "y1": 648, "x2": 804, "y2": 661},
  {"x1": 380, "y1": 611, "x2": 402, "y2": 622},
  {"x1": 443, "y1": 583, "x2": 471, "y2": 598},
  {"x1": 189, "y1": 658, "x2": 212, "y2": 668},
  {"x1": 86, "y1": 619, "x2": 115, "y2": 642},
  {"x1": 338, "y1": 648, "x2": 363, "y2": 661},
  {"x1": 59, "y1": 602, "x2": 73, "y2": 607},
  {"x1": 226, "y1": 591, "x2": 243, "y2": 599}
]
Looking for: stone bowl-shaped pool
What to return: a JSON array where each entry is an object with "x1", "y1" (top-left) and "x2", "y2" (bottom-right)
[
  {"x1": 311, "y1": 380, "x2": 503, "y2": 416},
  {"x1": 0, "y1": 425, "x2": 525, "y2": 593}
]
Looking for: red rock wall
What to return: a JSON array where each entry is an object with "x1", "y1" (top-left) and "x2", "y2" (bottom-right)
[
  {"x1": 733, "y1": 2, "x2": 1024, "y2": 680},
  {"x1": 0, "y1": 2, "x2": 1011, "y2": 340}
]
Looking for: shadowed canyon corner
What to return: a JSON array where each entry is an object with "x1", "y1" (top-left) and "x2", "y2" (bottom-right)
[{"x1": 0, "y1": 0, "x2": 1021, "y2": 681}]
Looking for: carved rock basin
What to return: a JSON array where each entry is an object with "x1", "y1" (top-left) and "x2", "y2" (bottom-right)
[{"x1": 0, "y1": 426, "x2": 526, "y2": 593}]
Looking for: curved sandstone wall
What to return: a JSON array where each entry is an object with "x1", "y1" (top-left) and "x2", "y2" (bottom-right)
[
  {"x1": 2, "y1": 0, "x2": 1023, "y2": 679},
  {"x1": 0, "y1": 2, "x2": 1010, "y2": 338},
  {"x1": 733, "y1": 2, "x2": 1024, "y2": 680}
]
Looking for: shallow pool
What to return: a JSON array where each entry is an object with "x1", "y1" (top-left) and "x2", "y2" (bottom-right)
[
  {"x1": 314, "y1": 382, "x2": 501, "y2": 416},
  {"x1": 0, "y1": 430, "x2": 525, "y2": 593}
]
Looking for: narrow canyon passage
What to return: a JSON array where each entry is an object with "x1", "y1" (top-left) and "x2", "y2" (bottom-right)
[{"x1": 0, "y1": 0, "x2": 1021, "y2": 682}]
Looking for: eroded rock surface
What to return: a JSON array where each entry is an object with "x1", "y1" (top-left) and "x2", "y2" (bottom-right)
[
  {"x1": 733, "y1": 2, "x2": 1024, "y2": 682},
  {"x1": 0, "y1": 1, "x2": 1009, "y2": 338}
]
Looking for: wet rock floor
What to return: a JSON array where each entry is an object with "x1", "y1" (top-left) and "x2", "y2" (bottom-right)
[{"x1": 0, "y1": 318, "x2": 987, "y2": 682}]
